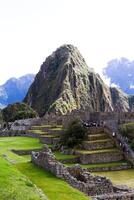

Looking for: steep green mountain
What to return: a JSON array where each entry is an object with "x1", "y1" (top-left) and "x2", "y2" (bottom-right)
[{"x1": 24, "y1": 45, "x2": 133, "y2": 116}]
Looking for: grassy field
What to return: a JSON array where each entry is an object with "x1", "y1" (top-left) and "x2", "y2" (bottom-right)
[
  {"x1": 17, "y1": 162, "x2": 89, "y2": 200},
  {"x1": 0, "y1": 158, "x2": 48, "y2": 200},
  {"x1": 93, "y1": 169, "x2": 134, "y2": 188},
  {"x1": 0, "y1": 137, "x2": 90, "y2": 200}
]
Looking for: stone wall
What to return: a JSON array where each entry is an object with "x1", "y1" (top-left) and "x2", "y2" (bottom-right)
[
  {"x1": 105, "y1": 126, "x2": 134, "y2": 166},
  {"x1": 32, "y1": 145, "x2": 114, "y2": 196},
  {"x1": 78, "y1": 151, "x2": 123, "y2": 164},
  {"x1": 10, "y1": 117, "x2": 43, "y2": 131},
  {"x1": 12, "y1": 148, "x2": 41, "y2": 155},
  {"x1": 31, "y1": 145, "x2": 134, "y2": 199}
]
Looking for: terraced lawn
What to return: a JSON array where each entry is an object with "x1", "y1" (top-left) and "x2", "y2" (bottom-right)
[
  {"x1": 0, "y1": 137, "x2": 90, "y2": 200},
  {"x1": 17, "y1": 162, "x2": 90, "y2": 200},
  {"x1": 65, "y1": 161, "x2": 129, "y2": 168},
  {"x1": 0, "y1": 137, "x2": 43, "y2": 164},
  {"x1": 75, "y1": 148, "x2": 120, "y2": 154},
  {"x1": 28, "y1": 129, "x2": 48, "y2": 134},
  {"x1": 54, "y1": 151, "x2": 79, "y2": 160}
]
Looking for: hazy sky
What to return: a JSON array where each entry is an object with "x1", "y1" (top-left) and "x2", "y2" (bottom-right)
[{"x1": 0, "y1": 0, "x2": 134, "y2": 84}]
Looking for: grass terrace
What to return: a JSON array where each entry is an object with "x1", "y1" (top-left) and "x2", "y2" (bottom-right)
[
  {"x1": 75, "y1": 148, "x2": 121, "y2": 155},
  {"x1": 54, "y1": 151, "x2": 79, "y2": 161},
  {"x1": 17, "y1": 162, "x2": 90, "y2": 200},
  {"x1": 0, "y1": 137, "x2": 90, "y2": 200},
  {"x1": 65, "y1": 161, "x2": 130, "y2": 168}
]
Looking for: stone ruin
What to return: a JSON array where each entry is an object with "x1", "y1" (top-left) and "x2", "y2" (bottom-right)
[{"x1": 31, "y1": 145, "x2": 134, "y2": 200}]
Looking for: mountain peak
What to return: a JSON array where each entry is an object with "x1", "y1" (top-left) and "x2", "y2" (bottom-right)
[
  {"x1": 40, "y1": 44, "x2": 91, "y2": 80},
  {"x1": 24, "y1": 45, "x2": 113, "y2": 116},
  {"x1": 0, "y1": 74, "x2": 35, "y2": 108}
]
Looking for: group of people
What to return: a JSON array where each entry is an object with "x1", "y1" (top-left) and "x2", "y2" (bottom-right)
[{"x1": 82, "y1": 120, "x2": 105, "y2": 128}]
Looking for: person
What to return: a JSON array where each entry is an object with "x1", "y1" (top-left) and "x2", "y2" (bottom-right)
[{"x1": 112, "y1": 132, "x2": 115, "y2": 137}]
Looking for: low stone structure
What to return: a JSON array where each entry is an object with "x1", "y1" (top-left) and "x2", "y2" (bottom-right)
[
  {"x1": 31, "y1": 145, "x2": 134, "y2": 199},
  {"x1": 78, "y1": 151, "x2": 123, "y2": 164}
]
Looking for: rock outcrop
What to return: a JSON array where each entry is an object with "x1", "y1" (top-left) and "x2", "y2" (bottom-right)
[{"x1": 24, "y1": 45, "x2": 133, "y2": 116}]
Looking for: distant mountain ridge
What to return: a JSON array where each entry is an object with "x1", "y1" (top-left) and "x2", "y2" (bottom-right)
[
  {"x1": 24, "y1": 45, "x2": 134, "y2": 116},
  {"x1": 0, "y1": 74, "x2": 35, "y2": 108},
  {"x1": 103, "y1": 57, "x2": 134, "y2": 95}
]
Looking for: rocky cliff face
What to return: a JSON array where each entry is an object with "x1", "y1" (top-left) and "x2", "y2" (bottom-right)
[
  {"x1": 110, "y1": 87, "x2": 130, "y2": 112},
  {"x1": 24, "y1": 45, "x2": 133, "y2": 116}
]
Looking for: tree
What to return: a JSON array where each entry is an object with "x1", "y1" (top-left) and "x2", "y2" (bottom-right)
[{"x1": 2, "y1": 102, "x2": 38, "y2": 122}]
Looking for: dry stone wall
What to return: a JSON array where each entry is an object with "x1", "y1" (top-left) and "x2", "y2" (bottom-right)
[{"x1": 31, "y1": 145, "x2": 134, "y2": 199}]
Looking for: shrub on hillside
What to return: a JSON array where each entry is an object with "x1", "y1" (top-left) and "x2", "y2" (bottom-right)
[
  {"x1": 119, "y1": 123, "x2": 134, "y2": 139},
  {"x1": 2, "y1": 102, "x2": 38, "y2": 122},
  {"x1": 61, "y1": 119, "x2": 87, "y2": 148}
]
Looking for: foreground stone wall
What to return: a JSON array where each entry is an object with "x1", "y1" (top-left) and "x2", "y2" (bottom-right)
[
  {"x1": 31, "y1": 145, "x2": 134, "y2": 199},
  {"x1": 32, "y1": 145, "x2": 114, "y2": 196}
]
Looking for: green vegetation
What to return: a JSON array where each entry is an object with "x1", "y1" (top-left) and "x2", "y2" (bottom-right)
[
  {"x1": 119, "y1": 122, "x2": 134, "y2": 150},
  {"x1": 17, "y1": 163, "x2": 90, "y2": 200},
  {"x1": 2, "y1": 102, "x2": 37, "y2": 122},
  {"x1": 28, "y1": 129, "x2": 48, "y2": 135},
  {"x1": 65, "y1": 161, "x2": 129, "y2": 168},
  {"x1": 0, "y1": 158, "x2": 47, "y2": 200},
  {"x1": 50, "y1": 127, "x2": 62, "y2": 131},
  {"x1": 0, "y1": 137, "x2": 43, "y2": 164},
  {"x1": 84, "y1": 139, "x2": 111, "y2": 143},
  {"x1": 61, "y1": 120, "x2": 87, "y2": 148},
  {"x1": 93, "y1": 169, "x2": 134, "y2": 188},
  {"x1": 75, "y1": 148, "x2": 120, "y2": 155},
  {"x1": 54, "y1": 151, "x2": 79, "y2": 160},
  {"x1": 119, "y1": 122, "x2": 134, "y2": 138},
  {"x1": 0, "y1": 137, "x2": 46, "y2": 200},
  {"x1": 0, "y1": 137, "x2": 90, "y2": 200}
]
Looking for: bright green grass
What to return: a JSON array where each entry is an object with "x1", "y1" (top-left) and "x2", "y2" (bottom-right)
[
  {"x1": 32, "y1": 125, "x2": 51, "y2": 128},
  {"x1": 0, "y1": 156, "x2": 47, "y2": 200},
  {"x1": 28, "y1": 129, "x2": 48, "y2": 135},
  {"x1": 0, "y1": 137, "x2": 43, "y2": 164},
  {"x1": 75, "y1": 148, "x2": 120, "y2": 154},
  {"x1": 16, "y1": 162, "x2": 90, "y2": 200},
  {"x1": 54, "y1": 151, "x2": 79, "y2": 160},
  {"x1": 41, "y1": 135, "x2": 59, "y2": 138},
  {"x1": 93, "y1": 169, "x2": 134, "y2": 188},
  {"x1": 0, "y1": 137, "x2": 90, "y2": 200},
  {"x1": 83, "y1": 139, "x2": 111, "y2": 143},
  {"x1": 88, "y1": 133, "x2": 108, "y2": 137},
  {"x1": 65, "y1": 161, "x2": 129, "y2": 168},
  {"x1": 50, "y1": 127, "x2": 62, "y2": 131},
  {"x1": 32, "y1": 125, "x2": 63, "y2": 129}
]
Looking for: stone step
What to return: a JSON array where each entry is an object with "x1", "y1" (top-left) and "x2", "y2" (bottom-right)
[
  {"x1": 31, "y1": 125, "x2": 63, "y2": 131},
  {"x1": 39, "y1": 135, "x2": 59, "y2": 144},
  {"x1": 65, "y1": 161, "x2": 132, "y2": 171},
  {"x1": 75, "y1": 149, "x2": 124, "y2": 164},
  {"x1": 92, "y1": 191, "x2": 134, "y2": 200},
  {"x1": 87, "y1": 133, "x2": 109, "y2": 141},
  {"x1": 87, "y1": 127, "x2": 105, "y2": 135},
  {"x1": 83, "y1": 139, "x2": 114, "y2": 150},
  {"x1": 27, "y1": 129, "x2": 48, "y2": 135}
]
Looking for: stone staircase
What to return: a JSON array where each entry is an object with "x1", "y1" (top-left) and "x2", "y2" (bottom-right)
[
  {"x1": 27, "y1": 124, "x2": 63, "y2": 145},
  {"x1": 27, "y1": 124, "x2": 132, "y2": 171},
  {"x1": 73, "y1": 127, "x2": 123, "y2": 164}
]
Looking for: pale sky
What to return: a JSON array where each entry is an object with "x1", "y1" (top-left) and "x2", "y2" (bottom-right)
[{"x1": 0, "y1": 0, "x2": 134, "y2": 84}]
